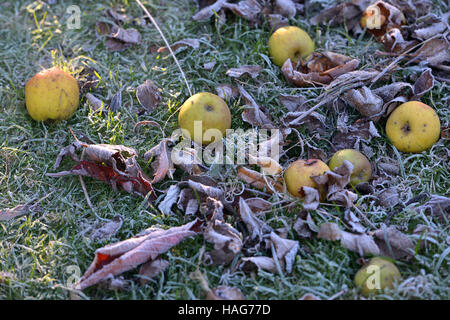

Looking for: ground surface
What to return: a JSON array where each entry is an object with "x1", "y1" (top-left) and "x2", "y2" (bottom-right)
[{"x1": 0, "y1": 0, "x2": 449, "y2": 300}]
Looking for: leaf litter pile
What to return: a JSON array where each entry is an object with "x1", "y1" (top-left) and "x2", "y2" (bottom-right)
[{"x1": 2, "y1": 0, "x2": 449, "y2": 300}]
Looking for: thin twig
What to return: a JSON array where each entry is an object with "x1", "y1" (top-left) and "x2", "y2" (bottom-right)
[{"x1": 136, "y1": 0, "x2": 192, "y2": 97}]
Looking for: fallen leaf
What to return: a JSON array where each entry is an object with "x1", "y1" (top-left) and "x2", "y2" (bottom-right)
[
  {"x1": 144, "y1": 138, "x2": 175, "y2": 183},
  {"x1": 193, "y1": 0, "x2": 227, "y2": 21},
  {"x1": 318, "y1": 222, "x2": 380, "y2": 256},
  {"x1": 282, "y1": 52, "x2": 360, "y2": 87},
  {"x1": 273, "y1": 0, "x2": 296, "y2": 19},
  {"x1": 216, "y1": 84, "x2": 239, "y2": 101},
  {"x1": 373, "y1": 226, "x2": 415, "y2": 260},
  {"x1": 158, "y1": 185, "x2": 181, "y2": 215},
  {"x1": 89, "y1": 215, "x2": 123, "y2": 242},
  {"x1": 77, "y1": 218, "x2": 202, "y2": 290},
  {"x1": 237, "y1": 166, "x2": 284, "y2": 194},
  {"x1": 49, "y1": 142, "x2": 156, "y2": 201},
  {"x1": 238, "y1": 86, "x2": 275, "y2": 128},
  {"x1": 157, "y1": 38, "x2": 200, "y2": 54},
  {"x1": 413, "y1": 195, "x2": 450, "y2": 220},
  {"x1": 203, "y1": 198, "x2": 243, "y2": 266},
  {"x1": 332, "y1": 119, "x2": 380, "y2": 151},
  {"x1": 226, "y1": 65, "x2": 262, "y2": 79},
  {"x1": 311, "y1": 160, "x2": 358, "y2": 207},
  {"x1": 239, "y1": 197, "x2": 271, "y2": 242},
  {"x1": 85, "y1": 93, "x2": 107, "y2": 112},
  {"x1": 207, "y1": 285, "x2": 246, "y2": 300},
  {"x1": 270, "y1": 231, "x2": 299, "y2": 273},
  {"x1": 139, "y1": 259, "x2": 169, "y2": 285},
  {"x1": 343, "y1": 86, "x2": 383, "y2": 118},
  {"x1": 136, "y1": 80, "x2": 161, "y2": 112},
  {"x1": 377, "y1": 187, "x2": 400, "y2": 208},
  {"x1": 0, "y1": 202, "x2": 42, "y2": 221}
]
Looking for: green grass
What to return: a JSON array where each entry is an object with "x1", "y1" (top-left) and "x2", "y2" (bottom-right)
[{"x1": 0, "y1": 0, "x2": 449, "y2": 300}]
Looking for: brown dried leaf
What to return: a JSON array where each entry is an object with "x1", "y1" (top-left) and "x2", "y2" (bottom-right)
[
  {"x1": 144, "y1": 139, "x2": 175, "y2": 184},
  {"x1": 0, "y1": 202, "x2": 42, "y2": 221},
  {"x1": 378, "y1": 187, "x2": 400, "y2": 208},
  {"x1": 237, "y1": 166, "x2": 284, "y2": 194},
  {"x1": 239, "y1": 86, "x2": 275, "y2": 128},
  {"x1": 226, "y1": 65, "x2": 262, "y2": 79},
  {"x1": 239, "y1": 197, "x2": 271, "y2": 242},
  {"x1": 318, "y1": 222, "x2": 380, "y2": 256},
  {"x1": 222, "y1": 0, "x2": 262, "y2": 22},
  {"x1": 158, "y1": 185, "x2": 181, "y2": 215},
  {"x1": 203, "y1": 198, "x2": 243, "y2": 266},
  {"x1": 139, "y1": 259, "x2": 169, "y2": 285},
  {"x1": 207, "y1": 285, "x2": 246, "y2": 300},
  {"x1": 85, "y1": 93, "x2": 107, "y2": 112},
  {"x1": 373, "y1": 226, "x2": 415, "y2": 260},
  {"x1": 136, "y1": 80, "x2": 161, "y2": 112},
  {"x1": 362, "y1": 1, "x2": 406, "y2": 38},
  {"x1": 89, "y1": 215, "x2": 123, "y2": 242},
  {"x1": 193, "y1": 0, "x2": 227, "y2": 21},
  {"x1": 77, "y1": 219, "x2": 202, "y2": 290},
  {"x1": 282, "y1": 52, "x2": 360, "y2": 87},
  {"x1": 343, "y1": 86, "x2": 383, "y2": 118},
  {"x1": 273, "y1": 0, "x2": 296, "y2": 19},
  {"x1": 270, "y1": 231, "x2": 299, "y2": 273},
  {"x1": 332, "y1": 119, "x2": 380, "y2": 151},
  {"x1": 49, "y1": 142, "x2": 156, "y2": 201},
  {"x1": 216, "y1": 84, "x2": 239, "y2": 101},
  {"x1": 414, "y1": 195, "x2": 450, "y2": 220},
  {"x1": 157, "y1": 38, "x2": 200, "y2": 54},
  {"x1": 311, "y1": 160, "x2": 358, "y2": 207}
]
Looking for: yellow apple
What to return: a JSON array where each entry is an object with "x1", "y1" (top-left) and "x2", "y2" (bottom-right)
[
  {"x1": 25, "y1": 67, "x2": 79, "y2": 121},
  {"x1": 178, "y1": 92, "x2": 231, "y2": 145},
  {"x1": 329, "y1": 149, "x2": 372, "y2": 186},
  {"x1": 385, "y1": 101, "x2": 441, "y2": 153},
  {"x1": 268, "y1": 26, "x2": 315, "y2": 67},
  {"x1": 284, "y1": 159, "x2": 330, "y2": 199},
  {"x1": 354, "y1": 257, "x2": 401, "y2": 297}
]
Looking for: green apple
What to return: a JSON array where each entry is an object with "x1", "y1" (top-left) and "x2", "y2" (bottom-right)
[
  {"x1": 284, "y1": 159, "x2": 330, "y2": 200},
  {"x1": 354, "y1": 257, "x2": 401, "y2": 297},
  {"x1": 178, "y1": 92, "x2": 231, "y2": 145},
  {"x1": 329, "y1": 149, "x2": 372, "y2": 186},
  {"x1": 268, "y1": 26, "x2": 315, "y2": 67}
]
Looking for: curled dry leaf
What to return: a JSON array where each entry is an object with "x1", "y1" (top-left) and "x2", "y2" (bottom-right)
[
  {"x1": 222, "y1": 0, "x2": 263, "y2": 22},
  {"x1": 248, "y1": 154, "x2": 282, "y2": 176},
  {"x1": 193, "y1": 0, "x2": 227, "y2": 21},
  {"x1": 237, "y1": 166, "x2": 284, "y2": 194},
  {"x1": 48, "y1": 142, "x2": 156, "y2": 201},
  {"x1": 373, "y1": 226, "x2": 415, "y2": 260},
  {"x1": 293, "y1": 211, "x2": 318, "y2": 238},
  {"x1": 139, "y1": 259, "x2": 169, "y2": 285},
  {"x1": 273, "y1": 0, "x2": 296, "y2": 19},
  {"x1": 377, "y1": 187, "x2": 400, "y2": 208},
  {"x1": 332, "y1": 119, "x2": 380, "y2": 151},
  {"x1": 102, "y1": 25, "x2": 142, "y2": 52},
  {"x1": 238, "y1": 86, "x2": 275, "y2": 129},
  {"x1": 413, "y1": 195, "x2": 450, "y2": 221},
  {"x1": 158, "y1": 185, "x2": 181, "y2": 215},
  {"x1": 0, "y1": 201, "x2": 42, "y2": 221},
  {"x1": 343, "y1": 86, "x2": 383, "y2": 118},
  {"x1": 203, "y1": 198, "x2": 243, "y2": 266},
  {"x1": 311, "y1": 160, "x2": 358, "y2": 208},
  {"x1": 89, "y1": 215, "x2": 123, "y2": 242},
  {"x1": 226, "y1": 65, "x2": 262, "y2": 79},
  {"x1": 77, "y1": 218, "x2": 202, "y2": 290},
  {"x1": 317, "y1": 222, "x2": 380, "y2": 256},
  {"x1": 282, "y1": 52, "x2": 360, "y2": 87},
  {"x1": 310, "y1": 0, "x2": 364, "y2": 33},
  {"x1": 270, "y1": 231, "x2": 299, "y2": 274},
  {"x1": 136, "y1": 80, "x2": 161, "y2": 112},
  {"x1": 240, "y1": 256, "x2": 278, "y2": 273},
  {"x1": 157, "y1": 38, "x2": 200, "y2": 54},
  {"x1": 144, "y1": 138, "x2": 175, "y2": 184},
  {"x1": 300, "y1": 186, "x2": 320, "y2": 211},
  {"x1": 239, "y1": 197, "x2": 271, "y2": 242},
  {"x1": 265, "y1": 13, "x2": 289, "y2": 31},
  {"x1": 207, "y1": 285, "x2": 246, "y2": 300},
  {"x1": 85, "y1": 93, "x2": 107, "y2": 112},
  {"x1": 245, "y1": 197, "x2": 272, "y2": 215},
  {"x1": 216, "y1": 84, "x2": 239, "y2": 101}
]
